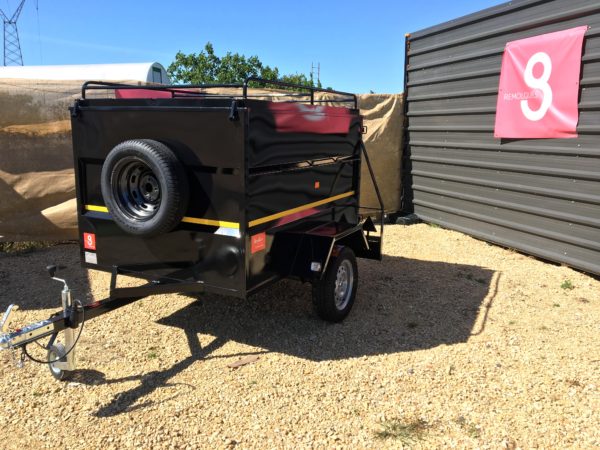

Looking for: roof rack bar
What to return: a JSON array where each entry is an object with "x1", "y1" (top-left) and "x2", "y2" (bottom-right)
[
  {"x1": 243, "y1": 77, "x2": 357, "y2": 109},
  {"x1": 80, "y1": 79, "x2": 358, "y2": 109},
  {"x1": 81, "y1": 81, "x2": 241, "y2": 99}
]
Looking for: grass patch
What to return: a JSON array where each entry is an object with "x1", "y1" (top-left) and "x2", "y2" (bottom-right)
[
  {"x1": 375, "y1": 417, "x2": 429, "y2": 443},
  {"x1": 427, "y1": 222, "x2": 440, "y2": 229},
  {"x1": 147, "y1": 347, "x2": 158, "y2": 360},
  {"x1": 560, "y1": 280, "x2": 574, "y2": 290},
  {"x1": 455, "y1": 416, "x2": 481, "y2": 439},
  {"x1": 552, "y1": 303, "x2": 560, "y2": 308},
  {"x1": 0, "y1": 241, "x2": 56, "y2": 254},
  {"x1": 466, "y1": 423, "x2": 481, "y2": 439}
]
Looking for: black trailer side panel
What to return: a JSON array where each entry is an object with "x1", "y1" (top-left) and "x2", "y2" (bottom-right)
[
  {"x1": 404, "y1": 0, "x2": 600, "y2": 274},
  {"x1": 243, "y1": 101, "x2": 363, "y2": 291}
]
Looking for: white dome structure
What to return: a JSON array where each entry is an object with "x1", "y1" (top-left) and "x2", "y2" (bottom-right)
[{"x1": 0, "y1": 62, "x2": 170, "y2": 84}]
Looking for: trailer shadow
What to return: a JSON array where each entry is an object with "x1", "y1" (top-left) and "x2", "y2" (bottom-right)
[
  {"x1": 91, "y1": 254, "x2": 498, "y2": 417},
  {"x1": 0, "y1": 245, "x2": 498, "y2": 417},
  {"x1": 162, "y1": 255, "x2": 498, "y2": 360}
]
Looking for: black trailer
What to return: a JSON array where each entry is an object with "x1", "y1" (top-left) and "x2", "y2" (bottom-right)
[{"x1": 0, "y1": 78, "x2": 384, "y2": 380}]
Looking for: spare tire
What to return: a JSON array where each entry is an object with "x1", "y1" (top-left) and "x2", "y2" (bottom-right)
[{"x1": 100, "y1": 139, "x2": 189, "y2": 237}]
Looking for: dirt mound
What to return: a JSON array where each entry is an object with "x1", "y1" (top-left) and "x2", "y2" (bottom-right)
[{"x1": 0, "y1": 120, "x2": 71, "y2": 136}]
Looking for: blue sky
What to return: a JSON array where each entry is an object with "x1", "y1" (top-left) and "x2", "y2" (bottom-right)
[{"x1": 8, "y1": 0, "x2": 506, "y2": 93}]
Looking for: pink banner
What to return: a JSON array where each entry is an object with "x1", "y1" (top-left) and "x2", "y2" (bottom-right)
[{"x1": 494, "y1": 26, "x2": 587, "y2": 139}]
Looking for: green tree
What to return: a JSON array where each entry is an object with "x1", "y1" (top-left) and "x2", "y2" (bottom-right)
[{"x1": 167, "y1": 42, "x2": 321, "y2": 89}]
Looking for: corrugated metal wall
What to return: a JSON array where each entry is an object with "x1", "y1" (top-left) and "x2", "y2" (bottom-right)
[{"x1": 404, "y1": 0, "x2": 600, "y2": 275}]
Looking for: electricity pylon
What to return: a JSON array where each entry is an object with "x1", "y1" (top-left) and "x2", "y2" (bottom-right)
[{"x1": 0, "y1": 0, "x2": 26, "y2": 66}]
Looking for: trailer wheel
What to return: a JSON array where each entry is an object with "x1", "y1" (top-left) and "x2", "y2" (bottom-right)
[
  {"x1": 47, "y1": 343, "x2": 72, "y2": 381},
  {"x1": 101, "y1": 139, "x2": 189, "y2": 237},
  {"x1": 312, "y1": 247, "x2": 358, "y2": 322}
]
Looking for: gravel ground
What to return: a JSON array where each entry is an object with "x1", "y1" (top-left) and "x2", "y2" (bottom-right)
[{"x1": 0, "y1": 224, "x2": 598, "y2": 449}]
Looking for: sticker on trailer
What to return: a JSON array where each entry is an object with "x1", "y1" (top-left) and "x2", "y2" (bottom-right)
[
  {"x1": 83, "y1": 232, "x2": 96, "y2": 250},
  {"x1": 84, "y1": 251, "x2": 97, "y2": 265},
  {"x1": 251, "y1": 232, "x2": 266, "y2": 254},
  {"x1": 215, "y1": 227, "x2": 241, "y2": 238},
  {"x1": 494, "y1": 26, "x2": 587, "y2": 139}
]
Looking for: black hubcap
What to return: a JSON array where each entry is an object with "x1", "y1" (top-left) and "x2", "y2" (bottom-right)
[{"x1": 112, "y1": 158, "x2": 161, "y2": 220}]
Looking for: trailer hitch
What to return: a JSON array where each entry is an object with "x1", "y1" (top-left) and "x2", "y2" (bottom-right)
[
  {"x1": 0, "y1": 265, "x2": 81, "y2": 379},
  {"x1": 0, "y1": 304, "x2": 22, "y2": 367},
  {"x1": 0, "y1": 264, "x2": 205, "y2": 380},
  {"x1": 0, "y1": 304, "x2": 18, "y2": 334}
]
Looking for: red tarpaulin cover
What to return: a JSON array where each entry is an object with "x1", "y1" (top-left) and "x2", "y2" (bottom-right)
[{"x1": 269, "y1": 103, "x2": 352, "y2": 134}]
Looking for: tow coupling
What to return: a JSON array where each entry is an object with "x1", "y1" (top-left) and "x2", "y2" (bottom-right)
[
  {"x1": 0, "y1": 264, "x2": 205, "y2": 380},
  {"x1": 0, "y1": 265, "x2": 83, "y2": 380}
]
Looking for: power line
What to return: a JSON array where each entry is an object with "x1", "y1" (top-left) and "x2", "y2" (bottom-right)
[{"x1": 36, "y1": 0, "x2": 42, "y2": 64}]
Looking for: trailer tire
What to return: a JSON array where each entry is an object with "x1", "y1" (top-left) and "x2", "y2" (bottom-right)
[
  {"x1": 101, "y1": 139, "x2": 189, "y2": 237},
  {"x1": 47, "y1": 343, "x2": 72, "y2": 381},
  {"x1": 312, "y1": 246, "x2": 358, "y2": 322}
]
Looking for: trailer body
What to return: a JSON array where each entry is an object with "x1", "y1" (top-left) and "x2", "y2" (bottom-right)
[{"x1": 71, "y1": 81, "x2": 382, "y2": 299}]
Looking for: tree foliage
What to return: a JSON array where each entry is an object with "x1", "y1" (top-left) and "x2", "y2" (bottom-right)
[{"x1": 167, "y1": 43, "x2": 321, "y2": 89}]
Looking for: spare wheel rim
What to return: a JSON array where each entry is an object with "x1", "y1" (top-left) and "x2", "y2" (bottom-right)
[{"x1": 112, "y1": 157, "x2": 162, "y2": 221}]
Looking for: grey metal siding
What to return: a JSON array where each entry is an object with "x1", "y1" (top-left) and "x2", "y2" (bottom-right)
[{"x1": 405, "y1": 0, "x2": 600, "y2": 274}]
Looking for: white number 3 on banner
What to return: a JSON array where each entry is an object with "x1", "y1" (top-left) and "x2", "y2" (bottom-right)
[{"x1": 521, "y1": 52, "x2": 553, "y2": 121}]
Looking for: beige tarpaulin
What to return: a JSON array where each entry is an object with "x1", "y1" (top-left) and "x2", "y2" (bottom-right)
[
  {"x1": 358, "y1": 93, "x2": 404, "y2": 214},
  {"x1": 0, "y1": 79, "x2": 403, "y2": 241}
]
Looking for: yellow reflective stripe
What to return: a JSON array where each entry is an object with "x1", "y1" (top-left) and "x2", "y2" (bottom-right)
[
  {"x1": 181, "y1": 217, "x2": 239, "y2": 229},
  {"x1": 84, "y1": 205, "x2": 239, "y2": 229},
  {"x1": 248, "y1": 191, "x2": 355, "y2": 228},
  {"x1": 86, "y1": 190, "x2": 354, "y2": 230},
  {"x1": 85, "y1": 204, "x2": 109, "y2": 213}
]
